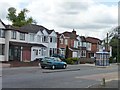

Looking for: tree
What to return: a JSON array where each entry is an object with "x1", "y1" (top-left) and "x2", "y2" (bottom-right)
[
  {"x1": 109, "y1": 36, "x2": 120, "y2": 63},
  {"x1": 65, "y1": 45, "x2": 69, "y2": 59},
  {"x1": 7, "y1": 7, "x2": 36, "y2": 27}
]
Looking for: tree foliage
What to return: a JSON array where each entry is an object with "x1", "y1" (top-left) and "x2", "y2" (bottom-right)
[
  {"x1": 65, "y1": 45, "x2": 69, "y2": 59},
  {"x1": 109, "y1": 36, "x2": 120, "y2": 63},
  {"x1": 7, "y1": 7, "x2": 36, "y2": 27}
]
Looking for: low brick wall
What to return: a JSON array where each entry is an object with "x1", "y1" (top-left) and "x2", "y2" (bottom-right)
[
  {"x1": 1, "y1": 61, "x2": 39, "y2": 67},
  {"x1": 79, "y1": 58, "x2": 95, "y2": 64}
]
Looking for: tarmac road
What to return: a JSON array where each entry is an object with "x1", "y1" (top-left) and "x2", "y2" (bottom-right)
[{"x1": 2, "y1": 64, "x2": 118, "y2": 88}]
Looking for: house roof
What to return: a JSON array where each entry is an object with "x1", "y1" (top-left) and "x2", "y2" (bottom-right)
[
  {"x1": 62, "y1": 31, "x2": 76, "y2": 39},
  {"x1": 47, "y1": 29, "x2": 54, "y2": 34},
  {"x1": 0, "y1": 19, "x2": 6, "y2": 28},
  {"x1": 56, "y1": 32, "x2": 61, "y2": 37},
  {"x1": 86, "y1": 37, "x2": 101, "y2": 44},
  {"x1": 19, "y1": 24, "x2": 53, "y2": 34},
  {"x1": 5, "y1": 25, "x2": 28, "y2": 33},
  {"x1": 80, "y1": 36, "x2": 86, "y2": 42},
  {"x1": 9, "y1": 41, "x2": 46, "y2": 47}
]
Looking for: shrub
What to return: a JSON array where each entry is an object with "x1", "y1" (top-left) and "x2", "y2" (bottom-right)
[
  {"x1": 109, "y1": 57, "x2": 113, "y2": 63},
  {"x1": 66, "y1": 57, "x2": 79, "y2": 64},
  {"x1": 109, "y1": 57, "x2": 117, "y2": 63}
]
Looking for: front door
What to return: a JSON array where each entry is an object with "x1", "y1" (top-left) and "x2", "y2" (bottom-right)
[
  {"x1": 9, "y1": 46, "x2": 21, "y2": 61},
  {"x1": 14, "y1": 46, "x2": 21, "y2": 61}
]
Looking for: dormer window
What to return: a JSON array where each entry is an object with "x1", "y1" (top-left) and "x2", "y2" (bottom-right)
[
  {"x1": 42, "y1": 36, "x2": 48, "y2": 43},
  {"x1": 50, "y1": 37, "x2": 52, "y2": 43}
]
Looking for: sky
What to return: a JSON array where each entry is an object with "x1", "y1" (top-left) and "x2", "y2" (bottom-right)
[{"x1": 0, "y1": 0, "x2": 119, "y2": 40}]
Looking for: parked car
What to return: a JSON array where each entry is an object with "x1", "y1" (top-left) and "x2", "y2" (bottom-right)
[
  {"x1": 52, "y1": 54, "x2": 66, "y2": 61},
  {"x1": 40, "y1": 57, "x2": 67, "y2": 69}
]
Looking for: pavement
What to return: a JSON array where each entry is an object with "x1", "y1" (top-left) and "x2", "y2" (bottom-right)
[
  {"x1": 89, "y1": 80, "x2": 119, "y2": 88},
  {"x1": 1, "y1": 63, "x2": 10, "y2": 68}
]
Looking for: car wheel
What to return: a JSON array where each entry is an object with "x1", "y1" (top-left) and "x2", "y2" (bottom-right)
[
  {"x1": 63, "y1": 64, "x2": 66, "y2": 69},
  {"x1": 41, "y1": 66, "x2": 45, "y2": 69},
  {"x1": 51, "y1": 65, "x2": 55, "y2": 69}
]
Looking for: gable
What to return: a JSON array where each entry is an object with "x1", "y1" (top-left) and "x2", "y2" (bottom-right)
[
  {"x1": 60, "y1": 34, "x2": 65, "y2": 38},
  {"x1": 0, "y1": 21, "x2": 5, "y2": 29},
  {"x1": 49, "y1": 31, "x2": 57, "y2": 37},
  {"x1": 36, "y1": 30, "x2": 43, "y2": 35},
  {"x1": 77, "y1": 36, "x2": 81, "y2": 41},
  {"x1": 42, "y1": 29, "x2": 48, "y2": 35}
]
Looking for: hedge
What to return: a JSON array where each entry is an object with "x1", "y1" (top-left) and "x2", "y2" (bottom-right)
[{"x1": 66, "y1": 58, "x2": 79, "y2": 64}]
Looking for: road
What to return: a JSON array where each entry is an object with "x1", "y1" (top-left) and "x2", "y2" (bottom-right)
[{"x1": 2, "y1": 64, "x2": 118, "y2": 88}]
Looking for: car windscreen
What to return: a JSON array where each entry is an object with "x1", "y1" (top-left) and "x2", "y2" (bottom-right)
[{"x1": 54, "y1": 58, "x2": 62, "y2": 62}]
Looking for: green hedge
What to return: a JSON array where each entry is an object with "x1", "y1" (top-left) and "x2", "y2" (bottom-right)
[
  {"x1": 66, "y1": 58, "x2": 79, "y2": 64},
  {"x1": 109, "y1": 57, "x2": 117, "y2": 63}
]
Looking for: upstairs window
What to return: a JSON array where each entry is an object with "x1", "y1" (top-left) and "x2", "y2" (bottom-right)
[
  {"x1": 37, "y1": 35, "x2": 41, "y2": 42},
  {"x1": 50, "y1": 37, "x2": 57, "y2": 43},
  {"x1": 0, "y1": 44, "x2": 5, "y2": 55},
  {"x1": 65, "y1": 39, "x2": 68, "y2": 45},
  {"x1": 0, "y1": 29, "x2": 5, "y2": 38},
  {"x1": 29, "y1": 33, "x2": 34, "y2": 41},
  {"x1": 42, "y1": 36, "x2": 48, "y2": 43},
  {"x1": 53, "y1": 37, "x2": 57, "y2": 43},
  {"x1": 20, "y1": 33, "x2": 25, "y2": 40},
  {"x1": 83, "y1": 42, "x2": 86, "y2": 47},
  {"x1": 50, "y1": 37, "x2": 52, "y2": 43},
  {"x1": 60, "y1": 38, "x2": 63, "y2": 44},
  {"x1": 11, "y1": 31, "x2": 16, "y2": 39}
]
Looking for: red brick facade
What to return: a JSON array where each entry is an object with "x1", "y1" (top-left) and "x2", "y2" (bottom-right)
[{"x1": 86, "y1": 37, "x2": 101, "y2": 58}]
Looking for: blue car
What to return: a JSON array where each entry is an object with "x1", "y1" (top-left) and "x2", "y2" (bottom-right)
[{"x1": 40, "y1": 57, "x2": 67, "y2": 69}]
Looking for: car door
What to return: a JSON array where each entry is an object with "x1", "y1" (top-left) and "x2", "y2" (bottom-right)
[{"x1": 56, "y1": 58, "x2": 63, "y2": 68}]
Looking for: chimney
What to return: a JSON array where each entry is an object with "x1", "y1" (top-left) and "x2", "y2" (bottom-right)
[{"x1": 72, "y1": 29, "x2": 76, "y2": 35}]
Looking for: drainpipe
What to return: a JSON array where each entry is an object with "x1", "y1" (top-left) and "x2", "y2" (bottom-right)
[{"x1": 106, "y1": 33, "x2": 109, "y2": 51}]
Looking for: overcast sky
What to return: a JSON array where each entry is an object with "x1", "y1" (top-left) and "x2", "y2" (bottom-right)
[{"x1": 0, "y1": 0, "x2": 119, "y2": 40}]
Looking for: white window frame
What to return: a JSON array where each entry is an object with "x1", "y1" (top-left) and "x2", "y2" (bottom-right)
[
  {"x1": 30, "y1": 33, "x2": 34, "y2": 41},
  {"x1": 42, "y1": 36, "x2": 48, "y2": 43},
  {"x1": 60, "y1": 38, "x2": 63, "y2": 44},
  {"x1": 37, "y1": 35, "x2": 41, "y2": 42},
  {"x1": 0, "y1": 29, "x2": 5, "y2": 38},
  {"x1": 81, "y1": 50, "x2": 86, "y2": 57},
  {"x1": 20, "y1": 33, "x2": 25, "y2": 40},
  {"x1": 11, "y1": 31, "x2": 17, "y2": 39},
  {"x1": 65, "y1": 39, "x2": 68, "y2": 45}
]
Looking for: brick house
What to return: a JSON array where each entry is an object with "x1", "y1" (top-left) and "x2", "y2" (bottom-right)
[
  {"x1": 57, "y1": 30, "x2": 76, "y2": 57},
  {"x1": 86, "y1": 37, "x2": 102, "y2": 58},
  {"x1": 57, "y1": 30, "x2": 87, "y2": 58}
]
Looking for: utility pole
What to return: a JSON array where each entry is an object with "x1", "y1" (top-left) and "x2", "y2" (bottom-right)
[{"x1": 106, "y1": 33, "x2": 109, "y2": 52}]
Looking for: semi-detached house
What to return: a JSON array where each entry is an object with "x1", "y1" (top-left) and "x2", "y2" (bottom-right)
[
  {"x1": 57, "y1": 30, "x2": 87, "y2": 58},
  {"x1": 0, "y1": 20, "x2": 5, "y2": 61},
  {"x1": 0, "y1": 20, "x2": 57, "y2": 62}
]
